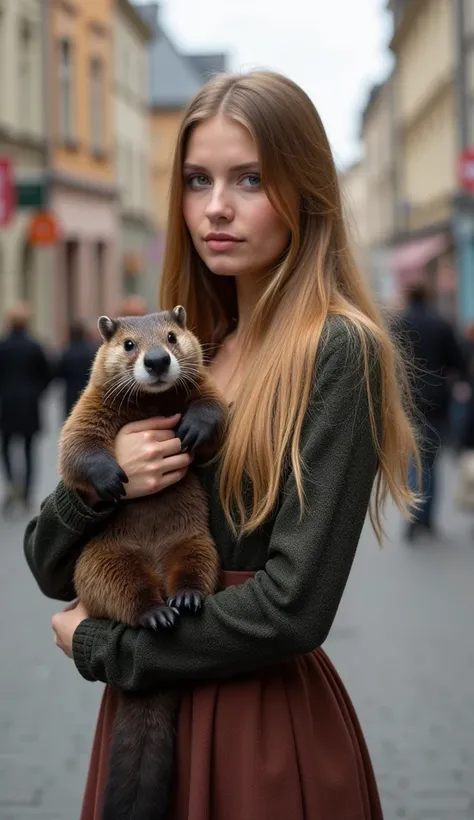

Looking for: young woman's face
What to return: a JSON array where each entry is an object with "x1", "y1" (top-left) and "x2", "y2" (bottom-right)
[{"x1": 182, "y1": 115, "x2": 290, "y2": 279}]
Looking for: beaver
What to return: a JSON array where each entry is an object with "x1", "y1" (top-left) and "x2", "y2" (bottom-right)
[{"x1": 58, "y1": 306, "x2": 227, "y2": 820}]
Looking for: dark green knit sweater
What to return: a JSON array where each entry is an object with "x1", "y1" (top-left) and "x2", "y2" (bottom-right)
[{"x1": 24, "y1": 318, "x2": 380, "y2": 691}]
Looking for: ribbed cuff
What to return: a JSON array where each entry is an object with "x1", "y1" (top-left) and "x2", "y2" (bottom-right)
[
  {"x1": 53, "y1": 480, "x2": 115, "y2": 533},
  {"x1": 72, "y1": 618, "x2": 103, "y2": 682}
]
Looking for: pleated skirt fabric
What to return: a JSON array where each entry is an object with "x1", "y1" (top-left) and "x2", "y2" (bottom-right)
[{"x1": 80, "y1": 571, "x2": 383, "y2": 820}]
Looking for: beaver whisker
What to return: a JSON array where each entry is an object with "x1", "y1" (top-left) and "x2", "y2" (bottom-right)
[
  {"x1": 119, "y1": 378, "x2": 138, "y2": 415},
  {"x1": 103, "y1": 375, "x2": 136, "y2": 406},
  {"x1": 103, "y1": 375, "x2": 135, "y2": 405}
]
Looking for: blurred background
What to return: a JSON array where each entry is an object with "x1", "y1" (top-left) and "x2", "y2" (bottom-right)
[{"x1": 1, "y1": 1, "x2": 474, "y2": 819}]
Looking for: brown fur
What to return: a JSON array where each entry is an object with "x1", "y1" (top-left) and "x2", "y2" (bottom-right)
[{"x1": 58, "y1": 308, "x2": 227, "y2": 820}]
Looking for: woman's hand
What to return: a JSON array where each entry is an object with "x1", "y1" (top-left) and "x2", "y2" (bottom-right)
[
  {"x1": 52, "y1": 600, "x2": 90, "y2": 659},
  {"x1": 114, "y1": 414, "x2": 193, "y2": 500}
]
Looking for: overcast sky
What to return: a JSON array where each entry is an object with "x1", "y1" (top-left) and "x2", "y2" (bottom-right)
[{"x1": 137, "y1": 0, "x2": 393, "y2": 170}]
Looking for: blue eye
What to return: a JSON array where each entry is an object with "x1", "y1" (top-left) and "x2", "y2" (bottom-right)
[
  {"x1": 124, "y1": 339, "x2": 136, "y2": 352},
  {"x1": 244, "y1": 173, "x2": 261, "y2": 187},
  {"x1": 186, "y1": 174, "x2": 210, "y2": 189}
]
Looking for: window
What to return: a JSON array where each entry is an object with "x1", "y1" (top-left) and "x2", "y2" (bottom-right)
[
  {"x1": 59, "y1": 38, "x2": 73, "y2": 141},
  {"x1": 90, "y1": 57, "x2": 104, "y2": 153},
  {"x1": 18, "y1": 21, "x2": 33, "y2": 130}
]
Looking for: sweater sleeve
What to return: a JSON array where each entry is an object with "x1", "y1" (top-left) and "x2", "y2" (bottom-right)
[
  {"x1": 72, "y1": 325, "x2": 381, "y2": 688},
  {"x1": 24, "y1": 481, "x2": 116, "y2": 602}
]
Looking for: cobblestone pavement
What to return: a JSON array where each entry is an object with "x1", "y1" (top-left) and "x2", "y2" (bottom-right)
[{"x1": 0, "y1": 391, "x2": 473, "y2": 819}]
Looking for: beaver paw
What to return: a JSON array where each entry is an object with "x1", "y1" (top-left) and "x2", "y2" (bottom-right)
[
  {"x1": 87, "y1": 455, "x2": 128, "y2": 503},
  {"x1": 177, "y1": 405, "x2": 222, "y2": 452},
  {"x1": 139, "y1": 605, "x2": 180, "y2": 630},
  {"x1": 167, "y1": 590, "x2": 203, "y2": 615}
]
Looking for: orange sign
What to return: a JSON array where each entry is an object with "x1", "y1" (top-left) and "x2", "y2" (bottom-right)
[{"x1": 28, "y1": 210, "x2": 60, "y2": 245}]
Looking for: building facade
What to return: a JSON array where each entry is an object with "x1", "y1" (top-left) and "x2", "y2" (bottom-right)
[
  {"x1": 114, "y1": 0, "x2": 154, "y2": 308},
  {"x1": 49, "y1": 0, "x2": 120, "y2": 345},
  {"x1": 137, "y1": 3, "x2": 227, "y2": 302},
  {"x1": 360, "y1": 78, "x2": 398, "y2": 304},
  {"x1": 452, "y1": 0, "x2": 474, "y2": 324},
  {"x1": 0, "y1": 0, "x2": 51, "y2": 342},
  {"x1": 389, "y1": 0, "x2": 458, "y2": 320},
  {"x1": 340, "y1": 158, "x2": 370, "y2": 280}
]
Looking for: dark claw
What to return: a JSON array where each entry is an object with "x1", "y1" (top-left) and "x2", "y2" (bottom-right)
[
  {"x1": 177, "y1": 412, "x2": 219, "y2": 454},
  {"x1": 139, "y1": 605, "x2": 180, "y2": 630},
  {"x1": 167, "y1": 590, "x2": 204, "y2": 615},
  {"x1": 87, "y1": 455, "x2": 128, "y2": 502}
]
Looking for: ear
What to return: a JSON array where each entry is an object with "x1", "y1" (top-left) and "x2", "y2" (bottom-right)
[
  {"x1": 171, "y1": 305, "x2": 187, "y2": 328},
  {"x1": 98, "y1": 315, "x2": 118, "y2": 341}
]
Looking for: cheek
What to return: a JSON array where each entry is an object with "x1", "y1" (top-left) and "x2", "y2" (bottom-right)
[
  {"x1": 183, "y1": 195, "x2": 201, "y2": 236},
  {"x1": 247, "y1": 198, "x2": 290, "y2": 256}
]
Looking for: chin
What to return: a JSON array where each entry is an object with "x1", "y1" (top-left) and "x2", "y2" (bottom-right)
[{"x1": 204, "y1": 256, "x2": 250, "y2": 278}]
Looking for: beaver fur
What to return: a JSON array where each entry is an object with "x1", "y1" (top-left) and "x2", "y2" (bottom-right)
[{"x1": 58, "y1": 306, "x2": 227, "y2": 820}]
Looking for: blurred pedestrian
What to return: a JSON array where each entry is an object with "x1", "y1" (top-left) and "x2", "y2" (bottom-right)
[
  {"x1": 25, "y1": 70, "x2": 422, "y2": 819},
  {"x1": 56, "y1": 321, "x2": 99, "y2": 419},
  {"x1": 396, "y1": 282, "x2": 467, "y2": 541},
  {"x1": 116, "y1": 294, "x2": 148, "y2": 316},
  {"x1": 0, "y1": 303, "x2": 53, "y2": 511}
]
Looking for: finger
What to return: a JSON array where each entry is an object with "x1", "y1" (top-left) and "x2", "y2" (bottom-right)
[
  {"x1": 160, "y1": 453, "x2": 193, "y2": 474},
  {"x1": 63, "y1": 599, "x2": 79, "y2": 612},
  {"x1": 159, "y1": 468, "x2": 188, "y2": 489},
  {"x1": 157, "y1": 437, "x2": 186, "y2": 459},
  {"x1": 122, "y1": 415, "x2": 181, "y2": 434},
  {"x1": 149, "y1": 429, "x2": 178, "y2": 443}
]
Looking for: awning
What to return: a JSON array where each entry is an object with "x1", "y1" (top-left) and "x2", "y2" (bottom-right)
[{"x1": 391, "y1": 233, "x2": 451, "y2": 275}]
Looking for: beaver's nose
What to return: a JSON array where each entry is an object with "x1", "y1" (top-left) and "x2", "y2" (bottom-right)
[{"x1": 143, "y1": 348, "x2": 171, "y2": 376}]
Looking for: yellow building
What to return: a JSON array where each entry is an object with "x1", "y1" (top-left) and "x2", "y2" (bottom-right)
[
  {"x1": 389, "y1": 0, "x2": 458, "y2": 318},
  {"x1": 0, "y1": 0, "x2": 52, "y2": 342},
  {"x1": 340, "y1": 158, "x2": 369, "y2": 277},
  {"x1": 137, "y1": 4, "x2": 227, "y2": 301},
  {"x1": 49, "y1": 0, "x2": 120, "y2": 344},
  {"x1": 359, "y1": 78, "x2": 398, "y2": 303},
  {"x1": 114, "y1": 0, "x2": 154, "y2": 307}
]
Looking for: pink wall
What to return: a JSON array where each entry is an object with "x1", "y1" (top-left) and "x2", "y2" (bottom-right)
[{"x1": 50, "y1": 185, "x2": 121, "y2": 344}]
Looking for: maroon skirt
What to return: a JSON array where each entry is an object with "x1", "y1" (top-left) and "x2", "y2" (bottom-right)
[{"x1": 80, "y1": 571, "x2": 383, "y2": 820}]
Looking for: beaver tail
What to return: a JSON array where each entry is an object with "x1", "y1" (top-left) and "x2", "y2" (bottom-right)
[{"x1": 102, "y1": 690, "x2": 179, "y2": 820}]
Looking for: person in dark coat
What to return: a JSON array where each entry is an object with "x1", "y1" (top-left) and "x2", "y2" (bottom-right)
[
  {"x1": 0, "y1": 303, "x2": 53, "y2": 510},
  {"x1": 395, "y1": 283, "x2": 468, "y2": 540},
  {"x1": 56, "y1": 322, "x2": 99, "y2": 419}
]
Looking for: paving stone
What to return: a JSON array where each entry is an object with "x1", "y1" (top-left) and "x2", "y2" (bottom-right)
[{"x1": 1, "y1": 391, "x2": 473, "y2": 818}]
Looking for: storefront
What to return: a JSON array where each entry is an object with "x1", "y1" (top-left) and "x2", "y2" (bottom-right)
[{"x1": 50, "y1": 181, "x2": 120, "y2": 345}]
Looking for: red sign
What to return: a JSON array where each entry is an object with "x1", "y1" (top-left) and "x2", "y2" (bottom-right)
[
  {"x1": 0, "y1": 157, "x2": 15, "y2": 227},
  {"x1": 28, "y1": 210, "x2": 60, "y2": 245},
  {"x1": 459, "y1": 147, "x2": 474, "y2": 192}
]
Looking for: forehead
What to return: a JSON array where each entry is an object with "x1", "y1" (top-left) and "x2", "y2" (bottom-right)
[
  {"x1": 117, "y1": 313, "x2": 169, "y2": 334},
  {"x1": 184, "y1": 115, "x2": 258, "y2": 169}
]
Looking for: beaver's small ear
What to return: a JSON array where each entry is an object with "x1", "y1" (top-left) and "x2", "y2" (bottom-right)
[
  {"x1": 171, "y1": 305, "x2": 187, "y2": 328},
  {"x1": 98, "y1": 316, "x2": 118, "y2": 341}
]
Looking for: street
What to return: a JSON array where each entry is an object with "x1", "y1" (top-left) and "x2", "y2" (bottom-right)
[{"x1": 1, "y1": 390, "x2": 473, "y2": 820}]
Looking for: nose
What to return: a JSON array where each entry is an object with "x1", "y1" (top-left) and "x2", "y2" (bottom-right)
[
  {"x1": 204, "y1": 183, "x2": 234, "y2": 222},
  {"x1": 143, "y1": 348, "x2": 171, "y2": 376}
]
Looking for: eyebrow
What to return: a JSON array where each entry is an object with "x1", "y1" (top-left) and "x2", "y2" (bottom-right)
[{"x1": 183, "y1": 162, "x2": 260, "y2": 173}]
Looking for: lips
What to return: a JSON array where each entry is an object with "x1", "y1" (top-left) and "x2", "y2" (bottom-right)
[{"x1": 204, "y1": 233, "x2": 244, "y2": 252}]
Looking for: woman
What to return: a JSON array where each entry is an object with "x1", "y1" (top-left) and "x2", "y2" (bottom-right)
[{"x1": 24, "y1": 71, "x2": 418, "y2": 819}]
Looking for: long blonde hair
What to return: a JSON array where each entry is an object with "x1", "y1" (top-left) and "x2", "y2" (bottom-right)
[{"x1": 160, "y1": 70, "x2": 419, "y2": 541}]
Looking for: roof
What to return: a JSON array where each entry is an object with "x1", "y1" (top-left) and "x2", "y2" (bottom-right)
[
  {"x1": 118, "y1": 0, "x2": 153, "y2": 41},
  {"x1": 187, "y1": 53, "x2": 227, "y2": 82},
  {"x1": 135, "y1": 3, "x2": 227, "y2": 109}
]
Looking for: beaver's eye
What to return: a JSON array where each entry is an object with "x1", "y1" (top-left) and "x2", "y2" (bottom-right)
[
  {"x1": 167, "y1": 332, "x2": 177, "y2": 344},
  {"x1": 124, "y1": 339, "x2": 136, "y2": 352}
]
